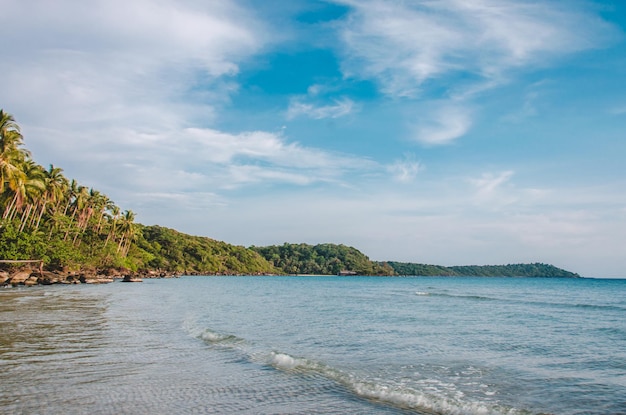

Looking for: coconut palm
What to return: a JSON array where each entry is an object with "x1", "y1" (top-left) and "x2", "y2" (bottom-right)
[
  {"x1": 0, "y1": 110, "x2": 30, "y2": 197},
  {"x1": 32, "y1": 164, "x2": 68, "y2": 230},
  {"x1": 116, "y1": 210, "x2": 136, "y2": 256},
  {"x1": 2, "y1": 159, "x2": 46, "y2": 232},
  {"x1": 104, "y1": 205, "x2": 121, "y2": 248}
]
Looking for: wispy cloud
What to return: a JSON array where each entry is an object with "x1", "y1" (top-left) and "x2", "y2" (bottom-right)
[
  {"x1": 468, "y1": 170, "x2": 515, "y2": 203},
  {"x1": 334, "y1": 0, "x2": 616, "y2": 97},
  {"x1": 388, "y1": 154, "x2": 422, "y2": 183},
  {"x1": 29, "y1": 124, "x2": 379, "y2": 204},
  {"x1": 413, "y1": 104, "x2": 473, "y2": 145},
  {"x1": 286, "y1": 97, "x2": 356, "y2": 120}
]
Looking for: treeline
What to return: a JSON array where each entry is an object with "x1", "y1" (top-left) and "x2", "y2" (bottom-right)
[
  {"x1": 385, "y1": 261, "x2": 581, "y2": 278},
  {"x1": 1, "y1": 109, "x2": 581, "y2": 279},
  {"x1": 252, "y1": 243, "x2": 395, "y2": 275},
  {"x1": 0, "y1": 110, "x2": 137, "y2": 270}
]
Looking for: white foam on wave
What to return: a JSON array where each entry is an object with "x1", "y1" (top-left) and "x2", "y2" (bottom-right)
[
  {"x1": 182, "y1": 319, "x2": 244, "y2": 346},
  {"x1": 349, "y1": 380, "x2": 520, "y2": 415},
  {"x1": 198, "y1": 329, "x2": 243, "y2": 345},
  {"x1": 415, "y1": 291, "x2": 430, "y2": 296},
  {"x1": 266, "y1": 351, "x2": 524, "y2": 415},
  {"x1": 270, "y1": 352, "x2": 301, "y2": 370}
]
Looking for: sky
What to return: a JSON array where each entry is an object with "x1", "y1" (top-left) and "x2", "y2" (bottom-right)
[{"x1": 2, "y1": 0, "x2": 626, "y2": 278}]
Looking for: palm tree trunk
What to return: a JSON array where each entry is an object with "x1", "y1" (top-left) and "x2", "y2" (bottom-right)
[
  {"x1": 3, "y1": 192, "x2": 18, "y2": 220},
  {"x1": 34, "y1": 202, "x2": 46, "y2": 230},
  {"x1": 19, "y1": 204, "x2": 33, "y2": 232}
]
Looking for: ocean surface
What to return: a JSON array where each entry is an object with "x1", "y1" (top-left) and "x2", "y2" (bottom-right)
[{"x1": 1, "y1": 276, "x2": 625, "y2": 415}]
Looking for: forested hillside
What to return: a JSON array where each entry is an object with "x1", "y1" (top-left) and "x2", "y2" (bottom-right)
[
  {"x1": 385, "y1": 261, "x2": 580, "y2": 278},
  {"x1": 136, "y1": 225, "x2": 276, "y2": 275},
  {"x1": 252, "y1": 243, "x2": 395, "y2": 275}
]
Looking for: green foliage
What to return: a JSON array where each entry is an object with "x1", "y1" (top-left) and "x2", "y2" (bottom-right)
[
  {"x1": 447, "y1": 263, "x2": 580, "y2": 278},
  {"x1": 385, "y1": 261, "x2": 580, "y2": 278},
  {"x1": 384, "y1": 261, "x2": 456, "y2": 276},
  {"x1": 253, "y1": 243, "x2": 395, "y2": 276},
  {"x1": 135, "y1": 225, "x2": 277, "y2": 274}
]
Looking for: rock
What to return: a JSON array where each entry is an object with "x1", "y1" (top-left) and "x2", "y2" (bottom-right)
[
  {"x1": 9, "y1": 270, "x2": 32, "y2": 286},
  {"x1": 0, "y1": 271, "x2": 10, "y2": 285},
  {"x1": 38, "y1": 271, "x2": 62, "y2": 285},
  {"x1": 122, "y1": 275, "x2": 143, "y2": 282},
  {"x1": 96, "y1": 275, "x2": 114, "y2": 283},
  {"x1": 24, "y1": 276, "x2": 38, "y2": 287},
  {"x1": 65, "y1": 274, "x2": 80, "y2": 284},
  {"x1": 80, "y1": 272, "x2": 114, "y2": 284}
]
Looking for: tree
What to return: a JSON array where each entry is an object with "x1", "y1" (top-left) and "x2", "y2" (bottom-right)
[
  {"x1": 117, "y1": 210, "x2": 136, "y2": 256},
  {"x1": 0, "y1": 110, "x2": 29, "y2": 195}
]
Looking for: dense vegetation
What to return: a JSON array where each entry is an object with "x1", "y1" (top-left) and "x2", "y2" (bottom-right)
[
  {"x1": 252, "y1": 243, "x2": 395, "y2": 275},
  {"x1": 135, "y1": 225, "x2": 276, "y2": 275},
  {"x1": 0, "y1": 109, "x2": 275, "y2": 275},
  {"x1": 385, "y1": 261, "x2": 581, "y2": 278},
  {"x1": 0, "y1": 110, "x2": 138, "y2": 270},
  {"x1": 0, "y1": 109, "x2": 581, "y2": 279}
]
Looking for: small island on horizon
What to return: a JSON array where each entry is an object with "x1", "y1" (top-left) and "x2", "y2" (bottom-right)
[{"x1": 0, "y1": 109, "x2": 581, "y2": 287}]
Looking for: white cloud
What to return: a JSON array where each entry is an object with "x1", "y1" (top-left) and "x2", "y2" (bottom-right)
[
  {"x1": 286, "y1": 97, "x2": 356, "y2": 120},
  {"x1": 334, "y1": 0, "x2": 616, "y2": 97},
  {"x1": 388, "y1": 155, "x2": 422, "y2": 183},
  {"x1": 27, "y1": 124, "x2": 378, "y2": 204},
  {"x1": 468, "y1": 170, "x2": 515, "y2": 202},
  {"x1": 1, "y1": 0, "x2": 267, "y2": 129},
  {"x1": 414, "y1": 104, "x2": 473, "y2": 145}
]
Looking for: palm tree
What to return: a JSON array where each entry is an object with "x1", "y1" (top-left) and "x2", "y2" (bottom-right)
[
  {"x1": 34, "y1": 165, "x2": 68, "y2": 230},
  {"x1": 2, "y1": 159, "x2": 46, "y2": 232},
  {"x1": 116, "y1": 210, "x2": 136, "y2": 256},
  {"x1": 104, "y1": 205, "x2": 121, "y2": 248},
  {"x1": 0, "y1": 110, "x2": 30, "y2": 195},
  {"x1": 70, "y1": 185, "x2": 91, "y2": 244}
]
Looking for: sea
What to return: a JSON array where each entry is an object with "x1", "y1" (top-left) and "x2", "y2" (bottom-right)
[{"x1": 0, "y1": 276, "x2": 624, "y2": 415}]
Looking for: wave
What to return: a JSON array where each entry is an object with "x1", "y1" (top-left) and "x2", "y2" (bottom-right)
[
  {"x1": 198, "y1": 329, "x2": 245, "y2": 346},
  {"x1": 267, "y1": 351, "x2": 527, "y2": 415},
  {"x1": 414, "y1": 291, "x2": 626, "y2": 312},
  {"x1": 417, "y1": 292, "x2": 497, "y2": 302},
  {"x1": 182, "y1": 320, "x2": 246, "y2": 348},
  {"x1": 186, "y1": 324, "x2": 534, "y2": 414}
]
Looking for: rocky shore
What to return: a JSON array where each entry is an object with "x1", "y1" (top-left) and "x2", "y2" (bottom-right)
[
  {"x1": 1, "y1": 268, "x2": 182, "y2": 287},
  {"x1": 0, "y1": 268, "x2": 278, "y2": 287}
]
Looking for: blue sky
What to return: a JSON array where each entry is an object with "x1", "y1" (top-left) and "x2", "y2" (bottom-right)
[{"x1": 2, "y1": 0, "x2": 626, "y2": 277}]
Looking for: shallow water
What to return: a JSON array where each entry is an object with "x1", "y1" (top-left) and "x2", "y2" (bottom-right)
[{"x1": 1, "y1": 276, "x2": 625, "y2": 414}]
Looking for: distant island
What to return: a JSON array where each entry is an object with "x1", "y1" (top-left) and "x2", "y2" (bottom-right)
[{"x1": 0, "y1": 109, "x2": 581, "y2": 286}]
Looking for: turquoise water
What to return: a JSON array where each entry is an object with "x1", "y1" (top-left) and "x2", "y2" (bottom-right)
[{"x1": 1, "y1": 276, "x2": 625, "y2": 414}]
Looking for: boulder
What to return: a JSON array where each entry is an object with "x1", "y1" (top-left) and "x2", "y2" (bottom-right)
[
  {"x1": 38, "y1": 271, "x2": 62, "y2": 285},
  {"x1": 24, "y1": 276, "x2": 38, "y2": 287},
  {"x1": 80, "y1": 272, "x2": 113, "y2": 284},
  {"x1": 9, "y1": 270, "x2": 32, "y2": 286},
  {"x1": 0, "y1": 271, "x2": 10, "y2": 285}
]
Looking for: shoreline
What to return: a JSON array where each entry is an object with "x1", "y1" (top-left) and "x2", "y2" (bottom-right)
[
  {"x1": 0, "y1": 266, "x2": 289, "y2": 287},
  {"x1": 2, "y1": 267, "x2": 589, "y2": 288}
]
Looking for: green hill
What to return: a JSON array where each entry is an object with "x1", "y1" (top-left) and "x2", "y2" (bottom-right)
[
  {"x1": 385, "y1": 261, "x2": 580, "y2": 278},
  {"x1": 252, "y1": 243, "x2": 395, "y2": 276},
  {"x1": 135, "y1": 225, "x2": 276, "y2": 275}
]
